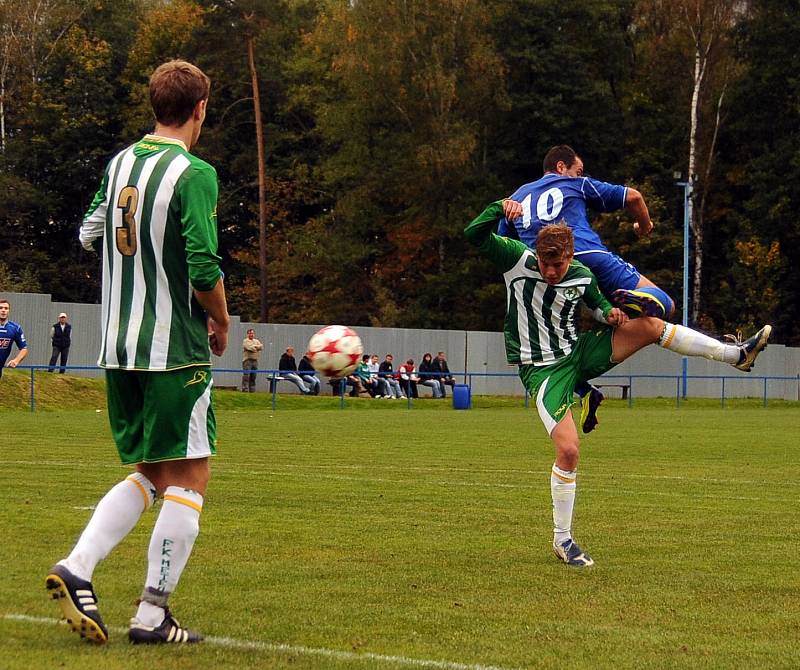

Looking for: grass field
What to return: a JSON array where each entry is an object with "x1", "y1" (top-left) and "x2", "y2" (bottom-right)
[{"x1": 2, "y1": 378, "x2": 798, "y2": 669}]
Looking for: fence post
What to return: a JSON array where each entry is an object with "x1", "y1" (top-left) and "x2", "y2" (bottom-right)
[
  {"x1": 628, "y1": 375, "x2": 633, "y2": 408},
  {"x1": 721, "y1": 377, "x2": 726, "y2": 408},
  {"x1": 763, "y1": 377, "x2": 768, "y2": 407},
  {"x1": 271, "y1": 372, "x2": 278, "y2": 411},
  {"x1": 30, "y1": 367, "x2": 36, "y2": 413}
]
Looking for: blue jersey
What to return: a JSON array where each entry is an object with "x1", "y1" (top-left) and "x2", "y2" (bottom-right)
[
  {"x1": 0, "y1": 320, "x2": 27, "y2": 366},
  {"x1": 498, "y1": 173, "x2": 627, "y2": 254}
]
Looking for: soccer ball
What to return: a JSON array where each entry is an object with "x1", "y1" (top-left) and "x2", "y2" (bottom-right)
[{"x1": 307, "y1": 325, "x2": 363, "y2": 377}]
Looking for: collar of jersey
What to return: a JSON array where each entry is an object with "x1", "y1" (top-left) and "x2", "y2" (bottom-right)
[{"x1": 143, "y1": 134, "x2": 188, "y2": 152}]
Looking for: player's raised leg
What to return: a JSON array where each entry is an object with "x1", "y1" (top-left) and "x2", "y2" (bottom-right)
[{"x1": 610, "y1": 317, "x2": 772, "y2": 371}]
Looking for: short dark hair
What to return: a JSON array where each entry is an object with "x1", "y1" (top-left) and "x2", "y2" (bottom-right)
[
  {"x1": 0, "y1": 299, "x2": 9, "y2": 307},
  {"x1": 543, "y1": 145, "x2": 579, "y2": 173},
  {"x1": 536, "y1": 223, "x2": 574, "y2": 261},
  {"x1": 149, "y1": 60, "x2": 210, "y2": 127},
  {"x1": 362, "y1": 354, "x2": 369, "y2": 362}
]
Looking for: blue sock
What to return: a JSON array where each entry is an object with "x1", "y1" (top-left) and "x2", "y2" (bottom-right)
[
  {"x1": 635, "y1": 287, "x2": 674, "y2": 317},
  {"x1": 574, "y1": 380, "x2": 592, "y2": 398}
]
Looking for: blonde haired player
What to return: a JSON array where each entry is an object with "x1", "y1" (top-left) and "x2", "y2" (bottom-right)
[{"x1": 465, "y1": 201, "x2": 770, "y2": 566}]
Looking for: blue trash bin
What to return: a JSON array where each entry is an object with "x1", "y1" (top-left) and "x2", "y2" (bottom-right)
[{"x1": 453, "y1": 384, "x2": 471, "y2": 410}]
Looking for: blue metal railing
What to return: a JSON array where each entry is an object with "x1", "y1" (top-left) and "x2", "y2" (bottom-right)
[{"x1": 8, "y1": 365, "x2": 800, "y2": 412}]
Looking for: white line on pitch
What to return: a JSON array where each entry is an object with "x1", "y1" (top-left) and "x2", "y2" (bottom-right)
[{"x1": 2, "y1": 613, "x2": 518, "y2": 670}]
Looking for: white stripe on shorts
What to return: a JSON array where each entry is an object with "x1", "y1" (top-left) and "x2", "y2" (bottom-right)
[
  {"x1": 536, "y1": 377, "x2": 558, "y2": 435},
  {"x1": 186, "y1": 377, "x2": 214, "y2": 458}
]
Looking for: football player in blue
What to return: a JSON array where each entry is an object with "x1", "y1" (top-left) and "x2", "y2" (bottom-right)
[
  {"x1": 0, "y1": 298, "x2": 29, "y2": 378},
  {"x1": 498, "y1": 145, "x2": 676, "y2": 433}
]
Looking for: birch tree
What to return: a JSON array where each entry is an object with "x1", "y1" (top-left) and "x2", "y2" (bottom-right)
[
  {"x1": 679, "y1": 0, "x2": 744, "y2": 323},
  {"x1": 633, "y1": 0, "x2": 748, "y2": 324}
]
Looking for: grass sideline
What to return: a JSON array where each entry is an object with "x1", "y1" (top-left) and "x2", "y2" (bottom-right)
[{"x1": 2, "y1": 396, "x2": 799, "y2": 669}]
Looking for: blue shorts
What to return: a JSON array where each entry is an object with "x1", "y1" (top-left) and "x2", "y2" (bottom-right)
[{"x1": 574, "y1": 250, "x2": 640, "y2": 294}]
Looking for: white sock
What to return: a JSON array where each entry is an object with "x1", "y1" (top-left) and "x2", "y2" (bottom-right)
[
  {"x1": 135, "y1": 486, "x2": 203, "y2": 626},
  {"x1": 551, "y1": 464, "x2": 576, "y2": 545},
  {"x1": 61, "y1": 473, "x2": 155, "y2": 582},
  {"x1": 658, "y1": 323, "x2": 740, "y2": 364}
]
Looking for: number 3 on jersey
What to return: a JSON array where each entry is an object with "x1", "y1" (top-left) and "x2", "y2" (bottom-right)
[
  {"x1": 116, "y1": 185, "x2": 139, "y2": 256},
  {"x1": 519, "y1": 188, "x2": 564, "y2": 228}
]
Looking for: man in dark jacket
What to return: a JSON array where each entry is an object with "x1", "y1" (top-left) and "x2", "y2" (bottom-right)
[
  {"x1": 431, "y1": 351, "x2": 456, "y2": 397},
  {"x1": 278, "y1": 346, "x2": 311, "y2": 394},
  {"x1": 49, "y1": 312, "x2": 72, "y2": 373}
]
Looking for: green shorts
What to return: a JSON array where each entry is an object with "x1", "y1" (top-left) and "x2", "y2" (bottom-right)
[
  {"x1": 105, "y1": 366, "x2": 217, "y2": 465},
  {"x1": 518, "y1": 328, "x2": 616, "y2": 435}
]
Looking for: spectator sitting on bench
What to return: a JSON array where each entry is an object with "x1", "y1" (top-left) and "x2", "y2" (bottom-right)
[
  {"x1": 432, "y1": 351, "x2": 456, "y2": 397},
  {"x1": 378, "y1": 354, "x2": 405, "y2": 399},
  {"x1": 298, "y1": 353, "x2": 321, "y2": 395},
  {"x1": 398, "y1": 359, "x2": 420, "y2": 399},
  {"x1": 418, "y1": 353, "x2": 444, "y2": 398},
  {"x1": 368, "y1": 354, "x2": 391, "y2": 398},
  {"x1": 277, "y1": 346, "x2": 311, "y2": 394},
  {"x1": 355, "y1": 355, "x2": 377, "y2": 396}
]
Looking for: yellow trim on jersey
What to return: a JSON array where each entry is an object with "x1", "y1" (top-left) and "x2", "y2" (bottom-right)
[
  {"x1": 143, "y1": 134, "x2": 188, "y2": 152},
  {"x1": 99, "y1": 362, "x2": 212, "y2": 372},
  {"x1": 126, "y1": 474, "x2": 152, "y2": 511},
  {"x1": 164, "y1": 494, "x2": 203, "y2": 513}
]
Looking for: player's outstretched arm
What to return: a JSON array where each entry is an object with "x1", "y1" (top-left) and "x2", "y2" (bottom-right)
[
  {"x1": 502, "y1": 198, "x2": 523, "y2": 222},
  {"x1": 626, "y1": 188, "x2": 653, "y2": 237}
]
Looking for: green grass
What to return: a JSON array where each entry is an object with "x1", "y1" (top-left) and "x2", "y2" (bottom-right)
[{"x1": 1, "y1": 383, "x2": 798, "y2": 669}]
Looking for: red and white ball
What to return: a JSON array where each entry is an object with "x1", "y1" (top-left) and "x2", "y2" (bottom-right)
[{"x1": 307, "y1": 325, "x2": 363, "y2": 377}]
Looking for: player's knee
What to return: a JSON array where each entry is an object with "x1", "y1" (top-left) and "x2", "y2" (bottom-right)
[
  {"x1": 639, "y1": 316, "x2": 666, "y2": 342},
  {"x1": 555, "y1": 441, "x2": 580, "y2": 470}
]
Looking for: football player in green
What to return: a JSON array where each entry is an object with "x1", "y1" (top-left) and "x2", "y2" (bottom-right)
[
  {"x1": 465, "y1": 201, "x2": 771, "y2": 567},
  {"x1": 46, "y1": 60, "x2": 229, "y2": 644}
]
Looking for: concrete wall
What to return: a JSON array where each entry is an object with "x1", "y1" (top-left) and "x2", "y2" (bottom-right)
[{"x1": 4, "y1": 292, "x2": 798, "y2": 399}]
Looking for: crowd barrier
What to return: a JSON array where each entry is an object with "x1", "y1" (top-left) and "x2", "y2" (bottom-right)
[{"x1": 9, "y1": 365, "x2": 800, "y2": 412}]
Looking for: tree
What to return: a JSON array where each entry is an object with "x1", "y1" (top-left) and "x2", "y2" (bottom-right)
[
  {"x1": 309, "y1": 0, "x2": 508, "y2": 328},
  {"x1": 633, "y1": 0, "x2": 746, "y2": 325},
  {"x1": 712, "y1": 0, "x2": 800, "y2": 343},
  {"x1": 0, "y1": 0, "x2": 141, "y2": 302}
]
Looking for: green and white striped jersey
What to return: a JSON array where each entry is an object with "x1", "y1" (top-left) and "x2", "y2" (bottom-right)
[
  {"x1": 465, "y1": 201, "x2": 613, "y2": 366},
  {"x1": 80, "y1": 135, "x2": 222, "y2": 371}
]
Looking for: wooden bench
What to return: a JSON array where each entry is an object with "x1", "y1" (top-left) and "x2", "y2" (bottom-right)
[{"x1": 595, "y1": 383, "x2": 630, "y2": 400}]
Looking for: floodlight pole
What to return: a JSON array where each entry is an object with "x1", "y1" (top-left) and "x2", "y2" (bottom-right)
[{"x1": 676, "y1": 176, "x2": 694, "y2": 399}]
